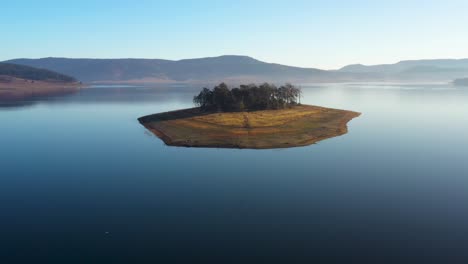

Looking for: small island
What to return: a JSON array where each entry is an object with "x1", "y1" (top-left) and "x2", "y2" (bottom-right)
[
  {"x1": 0, "y1": 63, "x2": 82, "y2": 101},
  {"x1": 139, "y1": 83, "x2": 360, "y2": 149}
]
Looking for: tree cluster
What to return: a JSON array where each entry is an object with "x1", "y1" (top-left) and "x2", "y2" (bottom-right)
[{"x1": 193, "y1": 83, "x2": 301, "y2": 112}]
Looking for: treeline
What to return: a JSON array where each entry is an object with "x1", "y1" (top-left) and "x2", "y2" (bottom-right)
[
  {"x1": 193, "y1": 83, "x2": 301, "y2": 111},
  {"x1": 0, "y1": 63, "x2": 77, "y2": 82}
]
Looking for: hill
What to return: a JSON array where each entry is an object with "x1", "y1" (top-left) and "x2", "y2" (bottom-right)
[
  {"x1": 339, "y1": 59, "x2": 468, "y2": 82},
  {"x1": 6, "y1": 56, "x2": 468, "y2": 84},
  {"x1": 5, "y1": 56, "x2": 333, "y2": 84},
  {"x1": 0, "y1": 63, "x2": 81, "y2": 101},
  {"x1": 0, "y1": 63, "x2": 77, "y2": 82}
]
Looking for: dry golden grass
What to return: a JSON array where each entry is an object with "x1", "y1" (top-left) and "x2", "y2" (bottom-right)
[
  {"x1": 191, "y1": 107, "x2": 323, "y2": 128},
  {"x1": 139, "y1": 105, "x2": 360, "y2": 149}
]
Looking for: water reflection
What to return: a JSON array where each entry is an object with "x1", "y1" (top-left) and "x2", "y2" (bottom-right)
[
  {"x1": 1, "y1": 83, "x2": 468, "y2": 262},
  {"x1": 0, "y1": 85, "x2": 197, "y2": 108}
]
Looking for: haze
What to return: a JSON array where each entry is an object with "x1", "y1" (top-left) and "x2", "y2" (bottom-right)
[{"x1": 2, "y1": 0, "x2": 468, "y2": 69}]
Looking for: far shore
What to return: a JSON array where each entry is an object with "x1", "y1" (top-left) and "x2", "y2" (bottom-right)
[{"x1": 0, "y1": 76, "x2": 84, "y2": 101}]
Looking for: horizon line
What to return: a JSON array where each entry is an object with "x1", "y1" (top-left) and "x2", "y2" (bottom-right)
[{"x1": 3, "y1": 54, "x2": 468, "y2": 71}]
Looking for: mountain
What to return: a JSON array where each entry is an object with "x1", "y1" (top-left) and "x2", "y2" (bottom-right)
[
  {"x1": 339, "y1": 59, "x2": 468, "y2": 82},
  {"x1": 5, "y1": 56, "x2": 468, "y2": 84},
  {"x1": 5, "y1": 56, "x2": 333, "y2": 84},
  {"x1": 0, "y1": 62, "x2": 77, "y2": 82}
]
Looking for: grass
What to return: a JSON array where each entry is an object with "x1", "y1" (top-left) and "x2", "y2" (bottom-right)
[{"x1": 138, "y1": 105, "x2": 360, "y2": 149}]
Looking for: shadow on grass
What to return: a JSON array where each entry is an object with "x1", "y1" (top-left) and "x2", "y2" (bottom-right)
[{"x1": 139, "y1": 108, "x2": 222, "y2": 123}]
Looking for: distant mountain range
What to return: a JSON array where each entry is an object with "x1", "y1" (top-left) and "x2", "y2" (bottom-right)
[
  {"x1": 338, "y1": 59, "x2": 468, "y2": 82},
  {"x1": 4, "y1": 56, "x2": 468, "y2": 84},
  {"x1": 4, "y1": 56, "x2": 332, "y2": 84}
]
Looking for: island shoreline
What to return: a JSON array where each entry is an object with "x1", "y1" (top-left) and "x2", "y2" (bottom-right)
[{"x1": 139, "y1": 105, "x2": 361, "y2": 149}]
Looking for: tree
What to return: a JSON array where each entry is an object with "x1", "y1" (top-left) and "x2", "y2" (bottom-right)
[
  {"x1": 193, "y1": 83, "x2": 301, "y2": 112},
  {"x1": 212, "y1": 83, "x2": 232, "y2": 111},
  {"x1": 193, "y1": 87, "x2": 213, "y2": 109}
]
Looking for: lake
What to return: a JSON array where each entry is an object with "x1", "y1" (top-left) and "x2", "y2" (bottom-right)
[{"x1": 1, "y1": 83, "x2": 468, "y2": 263}]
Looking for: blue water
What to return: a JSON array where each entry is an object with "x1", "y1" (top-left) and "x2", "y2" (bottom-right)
[{"x1": 1, "y1": 84, "x2": 468, "y2": 263}]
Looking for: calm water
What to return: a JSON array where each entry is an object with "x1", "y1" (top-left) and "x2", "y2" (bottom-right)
[{"x1": 1, "y1": 84, "x2": 468, "y2": 263}]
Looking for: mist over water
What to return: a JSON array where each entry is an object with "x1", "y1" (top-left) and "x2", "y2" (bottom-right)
[{"x1": 1, "y1": 84, "x2": 468, "y2": 263}]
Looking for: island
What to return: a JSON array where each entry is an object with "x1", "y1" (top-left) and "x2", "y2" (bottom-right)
[
  {"x1": 454, "y1": 78, "x2": 468, "y2": 86},
  {"x1": 0, "y1": 63, "x2": 83, "y2": 101},
  {"x1": 139, "y1": 83, "x2": 360, "y2": 149}
]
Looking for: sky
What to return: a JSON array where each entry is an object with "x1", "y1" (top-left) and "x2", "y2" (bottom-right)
[{"x1": 2, "y1": 0, "x2": 468, "y2": 69}]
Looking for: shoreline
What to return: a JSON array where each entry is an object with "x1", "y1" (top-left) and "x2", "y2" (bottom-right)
[
  {"x1": 139, "y1": 105, "x2": 361, "y2": 149},
  {"x1": 0, "y1": 77, "x2": 84, "y2": 101}
]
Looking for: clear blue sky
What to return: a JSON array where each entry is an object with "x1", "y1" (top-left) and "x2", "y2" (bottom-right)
[{"x1": 2, "y1": 0, "x2": 468, "y2": 69}]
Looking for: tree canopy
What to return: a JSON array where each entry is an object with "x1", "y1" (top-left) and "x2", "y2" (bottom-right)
[{"x1": 194, "y1": 83, "x2": 301, "y2": 112}]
